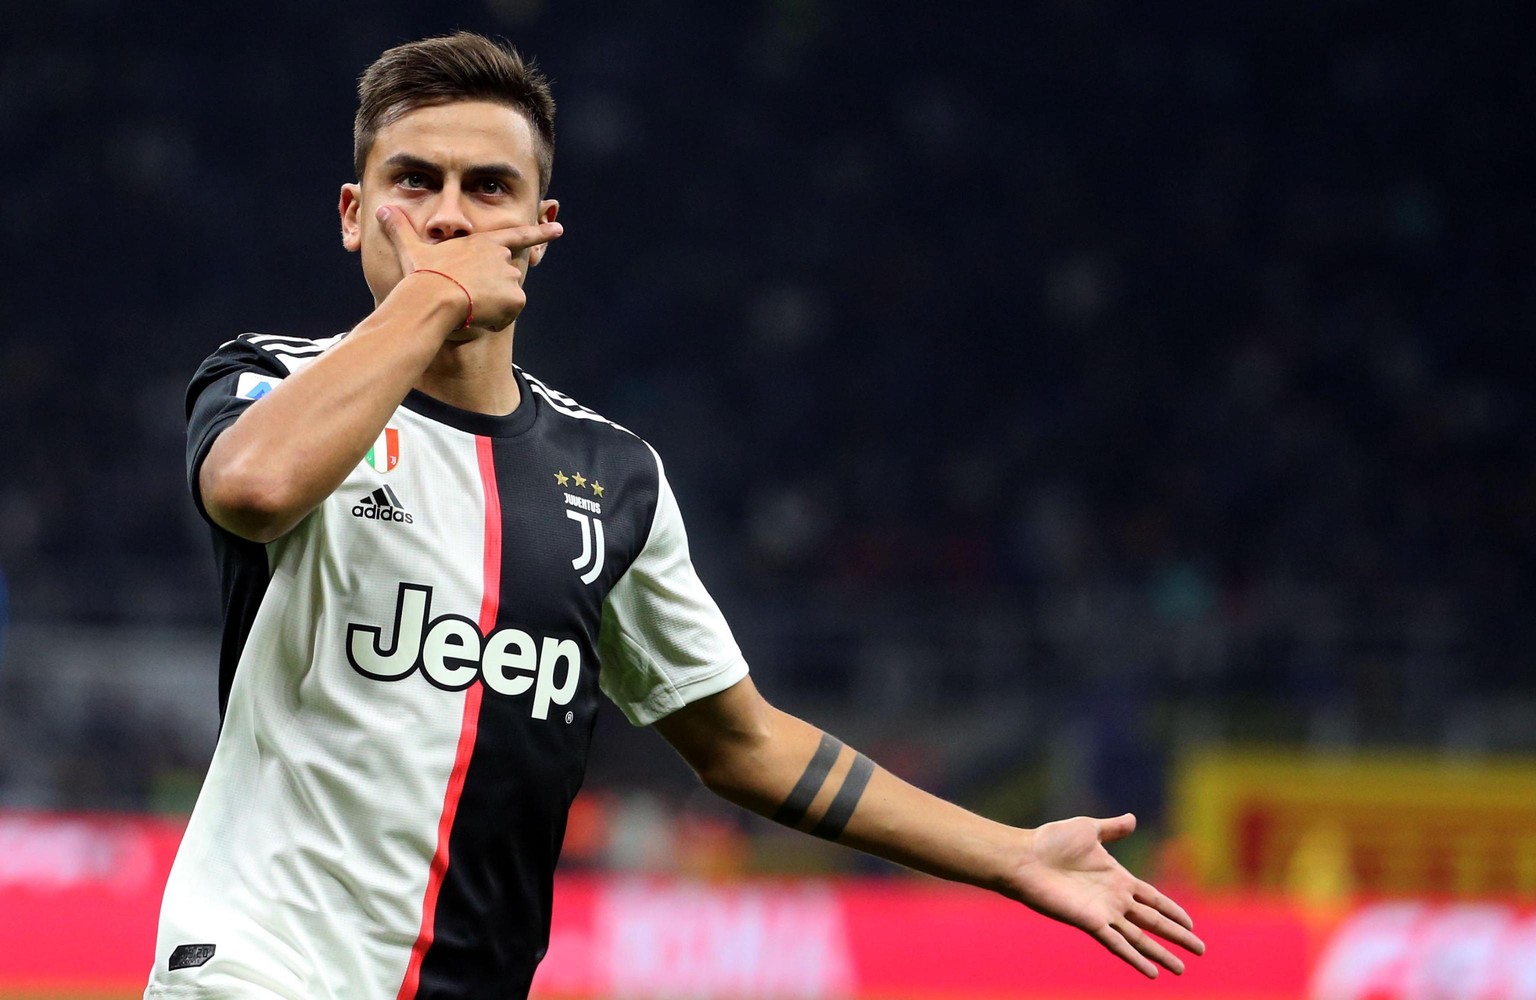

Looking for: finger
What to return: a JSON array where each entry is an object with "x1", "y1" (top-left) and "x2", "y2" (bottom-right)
[
  {"x1": 1127, "y1": 901, "x2": 1206, "y2": 956},
  {"x1": 1095, "y1": 812, "x2": 1136, "y2": 844},
  {"x1": 375, "y1": 205, "x2": 423, "y2": 248},
  {"x1": 1134, "y1": 883, "x2": 1197, "y2": 934},
  {"x1": 486, "y1": 220, "x2": 565, "y2": 252},
  {"x1": 1093, "y1": 924, "x2": 1159, "y2": 979},
  {"x1": 1114, "y1": 918, "x2": 1185, "y2": 975}
]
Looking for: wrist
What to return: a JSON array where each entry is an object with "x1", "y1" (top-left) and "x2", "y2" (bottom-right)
[
  {"x1": 399, "y1": 269, "x2": 473, "y2": 330},
  {"x1": 355, "y1": 273, "x2": 472, "y2": 356},
  {"x1": 990, "y1": 824, "x2": 1037, "y2": 900}
]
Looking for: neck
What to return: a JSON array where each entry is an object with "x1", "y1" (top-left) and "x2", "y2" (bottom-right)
[{"x1": 414, "y1": 325, "x2": 522, "y2": 415}]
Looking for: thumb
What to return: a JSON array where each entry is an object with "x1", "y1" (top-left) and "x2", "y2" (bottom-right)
[
  {"x1": 375, "y1": 205, "x2": 421, "y2": 250},
  {"x1": 1096, "y1": 812, "x2": 1136, "y2": 844}
]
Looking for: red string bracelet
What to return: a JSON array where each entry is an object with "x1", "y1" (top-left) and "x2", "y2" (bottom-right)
[{"x1": 411, "y1": 268, "x2": 474, "y2": 329}]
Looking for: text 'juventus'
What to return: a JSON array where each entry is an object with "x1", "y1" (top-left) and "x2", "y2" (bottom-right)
[{"x1": 346, "y1": 583, "x2": 580, "y2": 720}]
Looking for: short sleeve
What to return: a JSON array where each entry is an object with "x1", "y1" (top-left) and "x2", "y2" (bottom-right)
[
  {"x1": 185, "y1": 337, "x2": 289, "y2": 523},
  {"x1": 597, "y1": 449, "x2": 749, "y2": 726}
]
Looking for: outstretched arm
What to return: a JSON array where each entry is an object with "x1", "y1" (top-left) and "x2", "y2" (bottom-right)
[{"x1": 653, "y1": 677, "x2": 1205, "y2": 978}]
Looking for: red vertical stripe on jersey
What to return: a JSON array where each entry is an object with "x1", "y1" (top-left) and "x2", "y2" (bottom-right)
[
  {"x1": 473, "y1": 436, "x2": 503, "y2": 634},
  {"x1": 395, "y1": 436, "x2": 500, "y2": 1000}
]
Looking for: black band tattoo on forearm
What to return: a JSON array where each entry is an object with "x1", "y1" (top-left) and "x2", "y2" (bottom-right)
[
  {"x1": 809, "y1": 752, "x2": 874, "y2": 841},
  {"x1": 771, "y1": 733, "x2": 876, "y2": 841},
  {"x1": 771, "y1": 733, "x2": 842, "y2": 828}
]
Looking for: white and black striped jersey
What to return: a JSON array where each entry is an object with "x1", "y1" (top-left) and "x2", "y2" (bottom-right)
[{"x1": 146, "y1": 333, "x2": 749, "y2": 1000}]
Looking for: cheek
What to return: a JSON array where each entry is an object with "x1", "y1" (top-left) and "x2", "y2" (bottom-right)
[
  {"x1": 358, "y1": 219, "x2": 399, "y2": 263},
  {"x1": 364, "y1": 243, "x2": 404, "y2": 288},
  {"x1": 356, "y1": 227, "x2": 407, "y2": 301}
]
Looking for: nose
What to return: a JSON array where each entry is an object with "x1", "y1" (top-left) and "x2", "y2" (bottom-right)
[{"x1": 425, "y1": 187, "x2": 472, "y2": 241}]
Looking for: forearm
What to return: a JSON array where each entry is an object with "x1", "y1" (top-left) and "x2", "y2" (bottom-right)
[
  {"x1": 659, "y1": 679, "x2": 1203, "y2": 976},
  {"x1": 700, "y1": 707, "x2": 1023, "y2": 893},
  {"x1": 202, "y1": 273, "x2": 462, "y2": 540}
]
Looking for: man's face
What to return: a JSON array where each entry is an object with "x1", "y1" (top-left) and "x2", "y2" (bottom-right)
[{"x1": 339, "y1": 100, "x2": 558, "y2": 313}]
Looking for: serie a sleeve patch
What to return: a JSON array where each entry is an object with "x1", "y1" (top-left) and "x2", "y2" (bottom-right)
[{"x1": 235, "y1": 371, "x2": 283, "y2": 400}]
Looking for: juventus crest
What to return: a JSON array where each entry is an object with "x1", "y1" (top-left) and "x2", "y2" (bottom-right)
[
  {"x1": 567, "y1": 511, "x2": 604, "y2": 585},
  {"x1": 554, "y1": 468, "x2": 606, "y2": 585}
]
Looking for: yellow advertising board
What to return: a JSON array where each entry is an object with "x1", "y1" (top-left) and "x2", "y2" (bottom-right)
[{"x1": 1173, "y1": 749, "x2": 1536, "y2": 899}]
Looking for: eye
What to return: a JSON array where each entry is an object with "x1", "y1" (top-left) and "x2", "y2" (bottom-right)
[
  {"x1": 398, "y1": 172, "x2": 427, "y2": 189},
  {"x1": 476, "y1": 179, "x2": 505, "y2": 195}
]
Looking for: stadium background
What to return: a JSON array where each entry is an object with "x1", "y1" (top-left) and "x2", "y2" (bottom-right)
[{"x1": 2, "y1": 0, "x2": 1533, "y2": 997}]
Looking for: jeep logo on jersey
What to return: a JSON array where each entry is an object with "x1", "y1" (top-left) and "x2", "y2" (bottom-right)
[{"x1": 345, "y1": 583, "x2": 580, "y2": 719}]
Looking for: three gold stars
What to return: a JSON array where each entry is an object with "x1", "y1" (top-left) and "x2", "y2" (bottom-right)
[{"x1": 554, "y1": 469, "x2": 604, "y2": 497}]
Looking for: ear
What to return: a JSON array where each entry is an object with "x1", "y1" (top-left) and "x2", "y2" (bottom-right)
[
  {"x1": 339, "y1": 183, "x2": 364, "y2": 252},
  {"x1": 529, "y1": 199, "x2": 560, "y2": 267}
]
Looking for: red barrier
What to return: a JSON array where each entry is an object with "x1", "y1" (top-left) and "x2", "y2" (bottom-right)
[
  {"x1": 0, "y1": 811, "x2": 183, "y2": 993},
  {"x1": 1310, "y1": 901, "x2": 1536, "y2": 1000},
  {"x1": 531, "y1": 877, "x2": 1315, "y2": 999},
  {"x1": 32, "y1": 810, "x2": 1536, "y2": 999}
]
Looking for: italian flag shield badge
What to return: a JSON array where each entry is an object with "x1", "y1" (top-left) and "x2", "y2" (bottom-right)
[{"x1": 366, "y1": 427, "x2": 400, "y2": 473}]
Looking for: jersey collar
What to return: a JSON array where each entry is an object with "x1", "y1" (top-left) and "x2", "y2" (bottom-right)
[{"x1": 401, "y1": 367, "x2": 538, "y2": 438}]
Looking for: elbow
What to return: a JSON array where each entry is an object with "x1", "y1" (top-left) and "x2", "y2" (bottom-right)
[
  {"x1": 694, "y1": 758, "x2": 738, "y2": 798},
  {"x1": 201, "y1": 451, "x2": 304, "y2": 543},
  {"x1": 693, "y1": 722, "x2": 777, "y2": 805},
  {"x1": 653, "y1": 679, "x2": 782, "y2": 810},
  {"x1": 695, "y1": 759, "x2": 755, "y2": 810}
]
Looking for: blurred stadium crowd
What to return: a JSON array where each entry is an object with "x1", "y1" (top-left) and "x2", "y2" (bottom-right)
[{"x1": 0, "y1": 0, "x2": 1531, "y2": 866}]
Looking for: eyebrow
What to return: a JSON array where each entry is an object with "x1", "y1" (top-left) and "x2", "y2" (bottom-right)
[{"x1": 380, "y1": 153, "x2": 524, "y2": 183}]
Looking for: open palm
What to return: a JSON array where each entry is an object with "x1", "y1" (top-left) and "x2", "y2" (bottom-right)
[{"x1": 1009, "y1": 813, "x2": 1205, "y2": 977}]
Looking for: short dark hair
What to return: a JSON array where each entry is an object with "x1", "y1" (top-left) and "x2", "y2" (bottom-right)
[{"x1": 354, "y1": 32, "x2": 556, "y2": 196}]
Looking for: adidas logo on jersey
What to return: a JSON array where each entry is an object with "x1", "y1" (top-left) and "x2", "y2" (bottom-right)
[{"x1": 353, "y1": 485, "x2": 414, "y2": 523}]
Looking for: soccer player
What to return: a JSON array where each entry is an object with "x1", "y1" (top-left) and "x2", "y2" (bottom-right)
[{"x1": 147, "y1": 32, "x2": 1204, "y2": 1000}]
